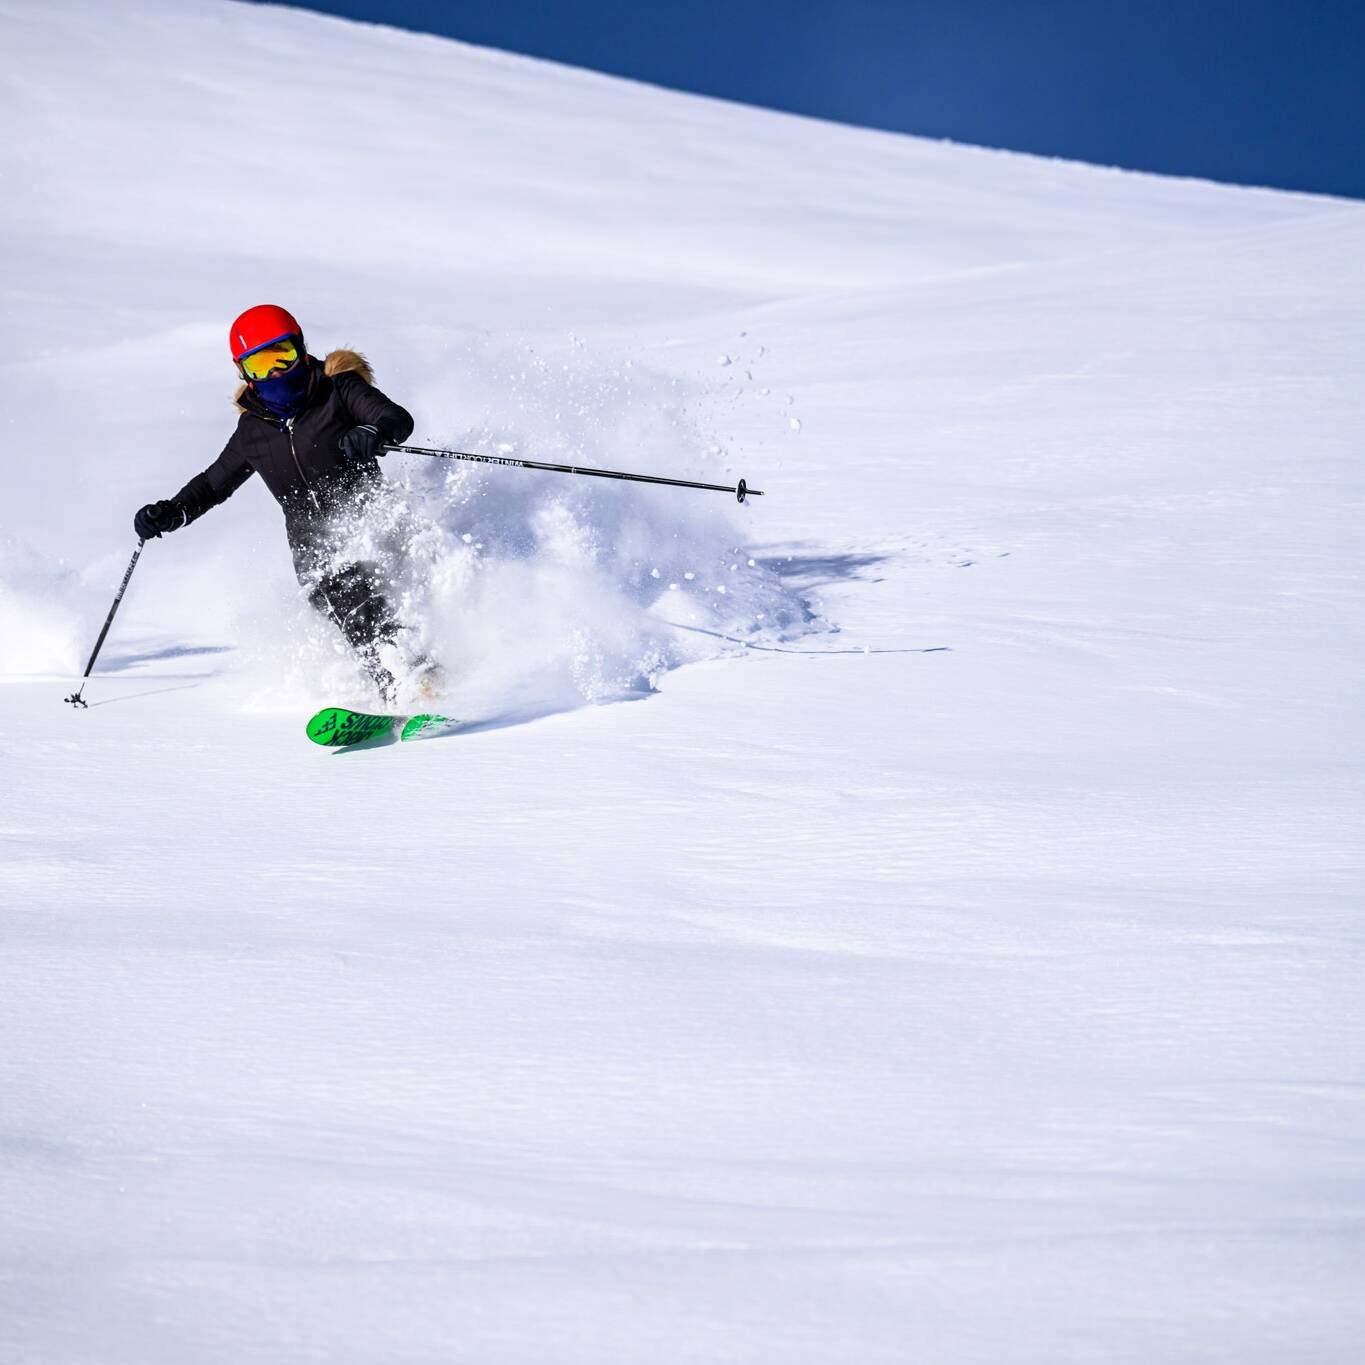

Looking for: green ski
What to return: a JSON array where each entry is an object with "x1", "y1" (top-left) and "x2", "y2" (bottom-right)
[
  {"x1": 399, "y1": 713, "x2": 461, "y2": 741},
  {"x1": 306, "y1": 707, "x2": 396, "y2": 747},
  {"x1": 306, "y1": 706, "x2": 458, "y2": 748}
]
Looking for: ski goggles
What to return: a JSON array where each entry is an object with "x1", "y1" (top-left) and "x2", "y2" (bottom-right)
[{"x1": 237, "y1": 334, "x2": 303, "y2": 381}]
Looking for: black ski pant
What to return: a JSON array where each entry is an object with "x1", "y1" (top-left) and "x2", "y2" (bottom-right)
[{"x1": 305, "y1": 561, "x2": 401, "y2": 676}]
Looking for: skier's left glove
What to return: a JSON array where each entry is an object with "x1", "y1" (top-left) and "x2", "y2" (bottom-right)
[{"x1": 340, "y1": 424, "x2": 386, "y2": 461}]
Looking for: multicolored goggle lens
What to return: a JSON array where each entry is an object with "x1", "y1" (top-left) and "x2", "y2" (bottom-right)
[{"x1": 238, "y1": 335, "x2": 303, "y2": 381}]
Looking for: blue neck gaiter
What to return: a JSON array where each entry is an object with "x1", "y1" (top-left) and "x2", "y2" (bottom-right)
[{"x1": 251, "y1": 357, "x2": 313, "y2": 421}]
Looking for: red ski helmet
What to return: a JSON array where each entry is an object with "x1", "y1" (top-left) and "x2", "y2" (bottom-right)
[{"x1": 229, "y1": 304, "x2": 303, "y2": 363}]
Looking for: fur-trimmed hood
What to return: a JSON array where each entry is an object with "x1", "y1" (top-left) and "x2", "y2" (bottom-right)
[
  {"x1": 321, "y1": 348, "x2": 374, "y2": 384},
  {"x1": 234, "y1": 348, "x2": 374, "y2": 412}
]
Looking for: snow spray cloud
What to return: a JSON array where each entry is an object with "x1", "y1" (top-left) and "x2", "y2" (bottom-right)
[
  {"x1": 0, "y1": 538, "x2": 103, "y2": 676},
  {"x1": 240, "y1": 336, "x2": 811, "y2": 715}
]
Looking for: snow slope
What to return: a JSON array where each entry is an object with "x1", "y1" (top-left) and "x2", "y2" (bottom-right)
[{"x1": 2, "y1": 1, "x2": 1364, "y2": 1360}]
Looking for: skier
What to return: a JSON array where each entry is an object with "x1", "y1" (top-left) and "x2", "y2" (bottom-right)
[{"x1": 133, "y1": 304, "x2": 434, "y2": 701}]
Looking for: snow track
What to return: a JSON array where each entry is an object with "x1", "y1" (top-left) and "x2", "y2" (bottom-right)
[{"x1": 2, "y1": 2, "x2": 1363, "y2": 1361}]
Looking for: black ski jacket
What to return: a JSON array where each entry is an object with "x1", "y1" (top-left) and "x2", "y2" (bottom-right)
[{"x1": 174, "y1": 349, "x2": 414, "y2": 562}]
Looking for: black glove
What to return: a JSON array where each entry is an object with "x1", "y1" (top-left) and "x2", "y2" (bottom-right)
[
  {"x1": 134, "y1": 499, "x2": 186, "y2": 540},
  {"x1": 340, "y1": 424, "x2": 386, "y2": 461}
]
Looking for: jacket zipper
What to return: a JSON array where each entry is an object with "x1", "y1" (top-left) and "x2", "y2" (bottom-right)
[{"x1": 286, "y1": 416, "x2": 323, "y2": 513}]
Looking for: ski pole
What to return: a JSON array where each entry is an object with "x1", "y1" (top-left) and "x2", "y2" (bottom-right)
[
  {"x1": 64, "y1": 540, "x2": 144, "y2": 709},
  {"x1": 383, "y1": 442, "x2": 763, "y2": 503}
]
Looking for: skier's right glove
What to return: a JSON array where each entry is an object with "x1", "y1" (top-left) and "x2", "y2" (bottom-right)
[
  {"x1": 134, "y1": 499, "x2": 187, "y2": 540},
  {"x1": 339, "y1": 424, "x2": 385, "y2": 462}
]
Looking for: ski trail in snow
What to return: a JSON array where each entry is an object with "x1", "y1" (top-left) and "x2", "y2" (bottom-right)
[{"x1": 658, "y1": 619, "x2": 951, "y2": 655}]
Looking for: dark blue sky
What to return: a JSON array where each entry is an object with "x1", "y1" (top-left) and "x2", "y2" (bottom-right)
[{"x1": 263, "y1": 0, "x2": 1365, "y2": 199}]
